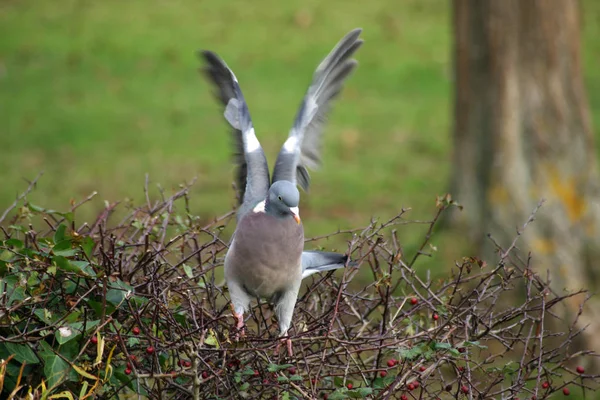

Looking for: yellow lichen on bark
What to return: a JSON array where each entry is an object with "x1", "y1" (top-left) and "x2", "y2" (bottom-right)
[
  {"x1": 548, "y1": 168, "x2": 586, "y2": 222},
  {"x1": 487, "y1": 183, "x2": 510, "y2": 206},
  {"x1": 530, "y1": 238, "x2": 556, "y2": 255}
]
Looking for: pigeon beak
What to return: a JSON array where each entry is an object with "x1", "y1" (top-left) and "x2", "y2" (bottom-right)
[{"x1": 290, "y1": 207, "x2": 301, "y2": 224}]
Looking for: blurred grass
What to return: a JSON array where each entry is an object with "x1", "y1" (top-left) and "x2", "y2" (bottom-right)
[{"x1": 1, "y1": 0, "x2": 600, "y2": 271}]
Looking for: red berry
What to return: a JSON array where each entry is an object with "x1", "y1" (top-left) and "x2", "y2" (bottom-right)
[
  {"x1": 263, "y1": 378, "x2": 269, "y2": 384},
  {"x1": 202, "y1": 371, "x2": 209, "y2": 379},
  {"x1": 433, "y1": 314, "x2": 439, "y2": 320},
  {"x1": 576, "y1": 366, "x2": 585, "y2": 374},
  {"x1": 130, "y1": 355, "x2": 137, "y2": 362},
  {"x1": 288, "y1": 367, "x2": 297, "y2": 374},
  {"x1": 401, "y1": 395, "x2": 408, "y2": 400},
  {"x1": 323, "y1": 395, "x2": 328, "y2": 400},
  {"x1": 127, "y1": 362, "x2": 132, "y2": 369},
  {"x1": 184, "y1": 361, "x2": 192, "y2": 368},
  {"x1": 380, "y1": 371, "x2": 387, "y2": 378},
  {"x1": 458, "y1": 366, "x2": 464, "y2": 372},
  {"x1": 413, "y1": 381, "x2": 420, "y2": 388},
  {"x1": 90, "y1": 336, "x2": 98, "y2": 344},
  {"x1": 542, "y1": 381, "x2": 550, "y2": 389},
  {"x1": 146, "y1": 346, "x2": 155, "y2": 355},
  {"x1": 419, "y1": 366, "x2": 426, "y2": 372},
  {"x1": 563, "y1": 387, "x2": 570, "y2": 396},
  {"x1": 445, "y1": 384, "x2": 452, "y2": 391},
  {"x1": 458, "y1": 347, "x2": 466, "y2": 353},
  {"x1": 253, "y1": 370, "x2": 259, "y2": 376},
  {"x1": 387, "y1": 359, "x2": 397, "y2": 368},
  {"x1": 125, "y1": 368, "x2": 132, "y2": 375},
  {"x1": 178, "y1": 360, "x2": 185, "y2": 367},
  {"x1": 410, "y1": 297, "x2": 418, "y2": 305},
  {"x1": 461, "y1": 385, "x2": 469, "y2": 394},
  {"x1": 407, "y1": 383, "x2": 415, "y2": 391},
  {"x1": 132, "y1": 326, "x2": 140, "y2": 335},
  {"x1": 531, "y1": 396, "x2": 536, "y2": 400},
  {"x1": 347, "y1": 383, "x2": 353, "y2": 389}
]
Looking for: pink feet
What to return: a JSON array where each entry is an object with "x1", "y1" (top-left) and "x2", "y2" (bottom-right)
[
  {"x1": 275, "y1": 337, "x2": 293, "y2": 357},
  {"x1": 230, "y1": 304, "x2": 245, "y2": 340}
]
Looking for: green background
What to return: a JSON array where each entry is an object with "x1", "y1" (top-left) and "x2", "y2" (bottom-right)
[{"x1": 2, "y1": 0, "x2": 600, "y2": 261}]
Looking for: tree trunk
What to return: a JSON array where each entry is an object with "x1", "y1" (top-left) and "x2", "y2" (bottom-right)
[{"x1": 451, "y1": 0, "x2": 600, "y2": 361}]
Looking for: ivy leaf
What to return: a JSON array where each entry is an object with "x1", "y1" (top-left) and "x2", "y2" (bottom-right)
[
  {"x1": 5, "y1": 342, "x2": 39, "y2": 364},
  {"x1": 39, "y1": 341, "x2": 70, "y2": 389}
]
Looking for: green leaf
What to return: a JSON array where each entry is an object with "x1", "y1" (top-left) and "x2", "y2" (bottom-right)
[
  {"x1": 267, "y1": 363, "x2": 293, "y2": 372},
  {"x1": 334, "y1": 376, "x2": 345, "y2": 387},
  {"x1": 277, "y1": 375, "x2": 289, "y2": 382},
  {"x1": 4, "y1": 238, "x2": 24, "y2": 248},
  {"x1": 53, "y1": 256, "x2": 95, "y2": 277},
  {"x1": 127, "y1": 337, "x2": 140, "y2": 347},
  {"x1": 88, "y1": 299, "x2": 115, "y2": 317},
  {"x1": 431, "y1": 342, "x2": 452, "y2": 350},
  {"x1": 289, "y1": 374, "x2": 303, "y2": 381},
  {"x1": 328, "y1": 389, "x2": 349, "y2": 400},
  {"x1": 239, "y1": 382, "x2": 250, "y2": 391},
  {"x1": 54, "y1": 225, "x2": 67, "y2": 244},
  {"x1": 241, "y1": 367, "x2": 256, "y2": 376},
  {"x1": 464, "y1": 340, "x2": 487, "y2": 349},
  {"x1": 183, "y1": 264, "x2": 194, "y2": 279},
  {"x1": 34, "y1": 308, "x2": 54, "y2": 324},
  {"x1": 234, "y1": 372, "x2": 242, "y2": 383},
  {"x1": 27, "y1": 204, "x2": 73, "y2": 222},
  {"x1": 372, "y1": 376, "x2": 384, "y2": 389},
  {"x1": 5, "y1": 342, "x2": 39, "y2": 364},
  {"x1": 53, "y1": 240, "x2": 77, "y2": 257},
  {"x1": 398, "y1": 345, "x2": 423, "y2": 360},
  {"x1": 348, "y1": 388, "x2": 373, "y2": 398},
  {"x1": 81, "y1": 237, "x2": 94, "y2": 258},
  {"x1": 105, "y1": 280, "x2": 133, "y2": 306},
  {"x1": 204, "y1": 329, "x2": 219, "y2": 348},
  {"x1": 55, "y1": 326, "x2": 79, "y2": 345},
  {"x1": 39, "y1": 341, "x2": 70, "y2": 389}
]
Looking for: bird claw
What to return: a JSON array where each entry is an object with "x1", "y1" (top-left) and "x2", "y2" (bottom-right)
[{"x1": 275, "y1": 337, "x2": 293, "y2": 357}]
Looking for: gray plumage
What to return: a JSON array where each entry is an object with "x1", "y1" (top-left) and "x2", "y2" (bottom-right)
[
  {"x1": 200, "y1": 29, "x2": 362, "y2": 348},
  {"x1": 272, "y1": 28, "x2": 363, "y2": 190}
]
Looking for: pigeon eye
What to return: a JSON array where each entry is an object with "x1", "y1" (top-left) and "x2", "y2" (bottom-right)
[{"x1": 278, "y1": 195, "x2": 283, "y2": 201}]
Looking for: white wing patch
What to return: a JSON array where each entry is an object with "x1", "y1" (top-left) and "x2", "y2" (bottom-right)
[
  {"x1": 283, "y1": 136, "x2": 298, "y2": 153},
  {"x1": 252, "y1": 200, "x2": 266, "y2": 213},
  {"x1": 244, "y1": 128, "x2": 261, "y2": 153}
]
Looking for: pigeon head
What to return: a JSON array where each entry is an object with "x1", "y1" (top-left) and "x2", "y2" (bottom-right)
[{"x1": 266, "y1": 181, "x2": 301, "y2": 224}]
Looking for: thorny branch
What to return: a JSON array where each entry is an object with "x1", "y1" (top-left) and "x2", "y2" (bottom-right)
[{"x1": 0, "y1": 185, "x2": 598, "y2": 399}]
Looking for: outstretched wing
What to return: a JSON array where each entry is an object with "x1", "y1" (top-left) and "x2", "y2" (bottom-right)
[
  {"x1": 200, "y1": 51, "x2": 271, "y2": 219},
  {"x1": 272, "y1": 28, "x2": 363, "y2": 190}
]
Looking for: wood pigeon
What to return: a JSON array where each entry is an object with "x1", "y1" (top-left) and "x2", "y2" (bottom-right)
[{"x1": 200, "y1": 28, "x2": 363, "y2": 355}]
